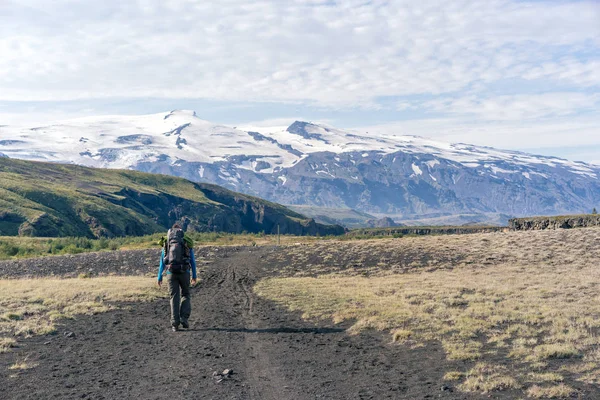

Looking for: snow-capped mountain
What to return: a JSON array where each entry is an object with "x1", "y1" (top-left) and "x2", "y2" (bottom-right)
[{"x1": 1, "y1": 110, "x2": 599, "y2": 223}]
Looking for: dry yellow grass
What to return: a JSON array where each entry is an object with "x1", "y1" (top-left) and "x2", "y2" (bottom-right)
[
  {"x1": 118, "y1": 233, "x2": 323, "y2": 250},
  {"x1": 8, "y1": 361, "x2": 37, "y2": 371},
  {"x1": 527, "y1": 372, "x2": 564, "y2": 383},
  {"x1": 459, "y1": 363, "x2": 521, "y2": 392},
  {"x1": 526, "y1": 384, "x2": 576, "y2": 398},
  {"x1": 0, "y1": 337, "x2": 16, "y2": 353},
  {"x1": 0, "y1": 276, "x2": 163, "y2": 350},
  {"x1": 255, "y1": 227, "x2": 600, "y2": 397},
  {"x1": 443, "y1": 371, "x2": 465, "y2": 381}
]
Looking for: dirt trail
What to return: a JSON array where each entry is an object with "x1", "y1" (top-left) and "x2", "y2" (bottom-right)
[{"x1": 0, "y1": 247, "x2": 495, "y2": 400}]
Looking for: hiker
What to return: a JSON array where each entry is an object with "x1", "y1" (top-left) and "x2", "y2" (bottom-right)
[{"x1": 157, "y1": 224, "x2": 197, "y2": 331}]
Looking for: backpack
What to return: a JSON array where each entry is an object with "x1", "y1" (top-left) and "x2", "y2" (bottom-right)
[{"x1": 163, "y1": 228, "x2": 190, "y2": 274}]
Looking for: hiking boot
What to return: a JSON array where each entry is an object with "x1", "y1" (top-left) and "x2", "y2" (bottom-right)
[
  {"x1": 181, "y1": 321, "x2": 189, "y2": 329},
  {"x1": 172, "y1": 326, "x2": 179, "y2": 332}
]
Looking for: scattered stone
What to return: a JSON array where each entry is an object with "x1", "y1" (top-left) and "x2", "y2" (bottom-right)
[
  {"x1": 64, "y1": 331, "x2": 75, "y2": 338},
  {"x1": 212, "y1": 368, "x2": 233, "y2": 383}
]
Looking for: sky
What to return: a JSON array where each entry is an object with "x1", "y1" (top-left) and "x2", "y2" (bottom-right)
[{"x1": 1, "y1": 0, "x2": 599, "y2": 163}]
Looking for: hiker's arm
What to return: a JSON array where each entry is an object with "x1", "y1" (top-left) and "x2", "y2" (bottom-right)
[
  {"x1": 157, "y1": 249, "x2": 165, "y2": 284},
  {"x1": 190, "y1": 249, "x2": 197, "y2": 280}
]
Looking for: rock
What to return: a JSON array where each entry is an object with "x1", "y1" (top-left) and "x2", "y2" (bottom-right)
[
  {"x1": 510, "y1": 215, "x2": 600, "y2": 231},
  {"x1": 348, "y1": 226, "x2": 505, "y2": 238},
  {"x1": 366, "y1": 217, "x2": 400, "y2": 228},
  {"x1": 222, "y1": 369, "x2": 232, "y2": 376},
  {"x1": 64, "y1": 331, "x2": 75, "y2": 338}
]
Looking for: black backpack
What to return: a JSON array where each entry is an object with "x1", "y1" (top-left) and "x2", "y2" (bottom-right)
[{"x1": 164, "y1": 228, "x2": 190, "y2": 274}]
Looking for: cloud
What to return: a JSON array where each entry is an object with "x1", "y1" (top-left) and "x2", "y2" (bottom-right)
[
  {"x1": 236, "y1": 118, "x2": 298, "y2": 128},
  {"x1": 0, "y1": 0, "x2": 598, "y2": 107},
  {"x1": 356, "y1": 114, "x2": 600, "y2": 160},
  {"x1": 421, "y1": 92, "x2": 600, "y2": 121},
  {"x1": 1, "y1": 0, "x2": 599, "y2": 162}
]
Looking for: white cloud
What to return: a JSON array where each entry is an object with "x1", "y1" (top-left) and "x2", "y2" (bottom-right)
[
  {"x1": 522, "y1": 59, "x2": 600, "y2": 87},
  {"x1": 422, "y1": 92, "x2": 600, "y2": 121},
  {"x1": 236, "y1": 118, "x2": 297, "y2": 128},
  {"x1": 357, "y1": 114, "x2": 600, "y2": 160},
  {"x1": 0, "y1": 0, "x2": 598, "y2": 106},
  {"x1": 1, "y1": 0, "x2": 599, "y2": 162}
]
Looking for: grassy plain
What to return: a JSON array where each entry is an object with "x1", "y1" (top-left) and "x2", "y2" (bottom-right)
[
  {"x1": 0, "y1": 230, "x2": 442, "y2": 261},
  {"x1": 0, "y1": 232, "x2": 322, "y2": 260},
  {"x1": 255, "y1": 227, "x2": 600, "y2": 397}
]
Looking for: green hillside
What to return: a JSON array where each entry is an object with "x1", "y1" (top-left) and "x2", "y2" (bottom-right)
[{"x1": 0, "y1": 158, "x2": 344, "y2": 238}]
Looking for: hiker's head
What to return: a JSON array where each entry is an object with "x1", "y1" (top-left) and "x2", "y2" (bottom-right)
[{"x1": 172, "y1": 223, "x2": 181, "y2": 230}]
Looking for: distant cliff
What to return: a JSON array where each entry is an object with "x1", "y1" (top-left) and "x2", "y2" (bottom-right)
[
  {"x1": 348, "y1": 226, "x2": 506, "y2": 237},
  {"x1": 365, "y1": 217, "x2": 401, "y2": 228},
  {"x1": 509, "y1": 215, "x2": 600, "y2": 231}
]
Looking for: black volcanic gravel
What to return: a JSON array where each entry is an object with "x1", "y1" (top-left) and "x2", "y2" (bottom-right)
[{"x1": 0, "y1": 247, "x2": 232, "y2": 279}]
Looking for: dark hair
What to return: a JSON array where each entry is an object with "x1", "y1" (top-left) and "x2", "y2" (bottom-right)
[{"x1": 172, "y1": 223, "x2": 181, "y2": 229}]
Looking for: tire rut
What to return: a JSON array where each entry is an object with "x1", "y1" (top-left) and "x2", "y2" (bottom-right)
[{"x1": 230, "y1": 251, "x2": 294, "y2": 400}]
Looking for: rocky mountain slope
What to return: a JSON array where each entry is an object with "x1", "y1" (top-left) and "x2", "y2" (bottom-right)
[
  {"x1": 1, "y1": 110, "x2": 598, "y2": 223},
  {"x1": 0, "y1": 158, "x2": 343, "y2": 237}
]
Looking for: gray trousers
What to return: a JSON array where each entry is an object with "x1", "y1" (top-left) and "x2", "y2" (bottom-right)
[{"x1": 167, "y1": 272, "x2": 191, "y2": 327}]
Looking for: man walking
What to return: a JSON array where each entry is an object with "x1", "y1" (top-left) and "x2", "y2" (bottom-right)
[{"x1": 158, "y1": 224, "x2": 197, "y2": 331}]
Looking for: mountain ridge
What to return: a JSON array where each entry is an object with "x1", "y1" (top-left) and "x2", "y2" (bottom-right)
[{"x1": 1, "y1": 110, "x2": 598, "y2": 223}]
